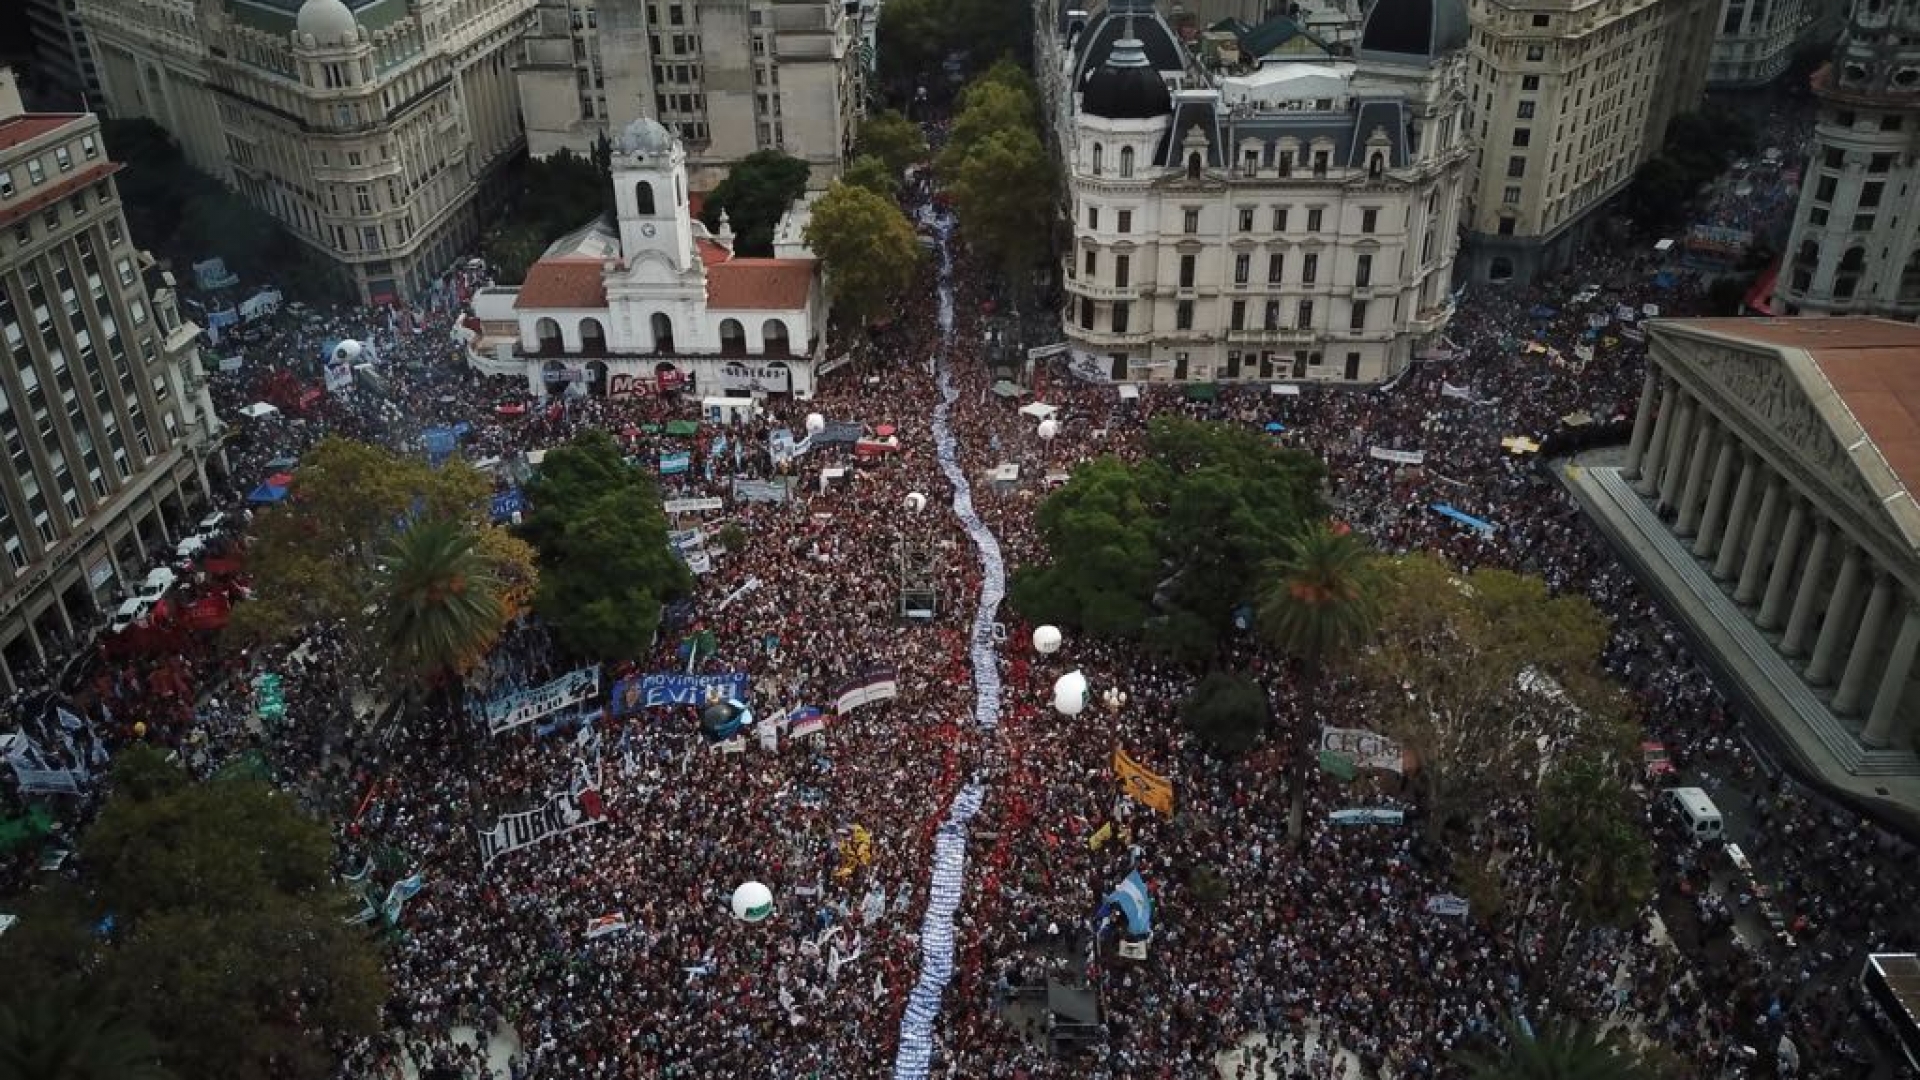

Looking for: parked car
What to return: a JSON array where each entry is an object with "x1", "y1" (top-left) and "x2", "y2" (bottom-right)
[
  {"x1": 138, "y1": 567, "x2": 177, "y2": 602},
  {"x1": 109, "y1": 596, "x2": 151, "y2": 634}
]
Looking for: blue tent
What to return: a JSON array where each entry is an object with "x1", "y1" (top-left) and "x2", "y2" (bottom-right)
[
  {"x1": 248, "y1": 482, "x2": 289, "y2": 504},
  {"x1": 1264, "y1": 421, "x2": 1287, "y2": 433}
]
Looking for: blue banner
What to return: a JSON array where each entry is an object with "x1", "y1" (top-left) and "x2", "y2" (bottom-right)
[
  {"x1": 490, "y1": 488, "x2": 527, "y2": 523},
  {"x1": 659, "y1": 451, "x2": 691, "y2": 475},
  {"x1": 610, "y1": 672, "x2": 751, "y2": 715}
]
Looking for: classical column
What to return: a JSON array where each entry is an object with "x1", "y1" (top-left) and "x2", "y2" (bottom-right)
[
  {"x1": 1635, "y1": 375, "x2": 1675, "y2": 496},
  {"x1": 1808, "y1": 543, "x2": 1865, "y2": 684},
  {"x1": 1780, "y1": 514, "x2": 1829, "y2": 650},
  {"x1": 1694, "y1": 436, "x2": 1741, "y2": 557},
  {"x1": 1658, "y1": 395, "x2": 1696, "y2": 513},
  {"x1": 1713, "y1": 451, "x2": 1761, "y2": 580},
  {"x1": 1738, "y1": 476, "x2": 1786, "y2": 600},
  {"x1": 1758, "y1": 499, "x2": 1804, "y2": 626},
  {"x1": 1624, "y1": 369, "x2": 1660, "y2": 481},
  {"x1": 1836, "y1": 570, "x2": 1895, "y2": 714},
  {"x1": 1676, "y1": 417, "x2": 1719, "y2": 536},
  {"x1": 1865, "y1": 603, "x2": 1920, "y2": 746}
]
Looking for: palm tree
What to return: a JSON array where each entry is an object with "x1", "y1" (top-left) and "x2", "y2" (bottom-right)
[
  {"x1": 1255, "y1": 521, "x2": 1383, "y2": 841},
  {"x1": 1457, "y1": 1018, "x2": 1663, "y2": 1080},
  {"x1": 0, "y1": 985, "x2": 173, "y2": 1080},
  {"x1": 374, "y1": 519, "x2": 506, "y2": 684},
  {"x1": 1255, "y1": 521, "x2": 1383, "y2": 672}
]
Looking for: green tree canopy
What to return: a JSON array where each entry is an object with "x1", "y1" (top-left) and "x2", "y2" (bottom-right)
[
  {"x1": 703, "y1": 150, "x2": 812, "y2": 256},
  {"x1": 1358, "y1": 554, "x2": 1634, "y2": 839},
  {"x1": 804, "y1": 181, "x2": 923, "y2": 324},
  {"x1": 1011, "y1": 418, "x2": 1323, "y2": 651},
  {"x1": 524, "y1": 431, "x2": 691, "y2": 661},
  {"x1": 224, "y1": 439, "x2": 530, "y2": 678},
  {"x1": 841, "y1": 154, "x2": 902, "y2": 200},
  {"x1": 1537, "y1": 753, "x2": 1655, "y2": 927},
  {"x1": 854, "y1": 111, "x2": 929, "y2": 175},
  {"x1": 1182, "y1": 671, "x2": 1269, "y2": 758},
  {"x1": 375, "y1": 518, "x2": 513, "y2": 683},
  {"x1": 0, "y1": 980, "x2": 173, "y2": 1080},
  {"x1": 1257, "y1": 522, "x2": 1383, "y2": 674},
  {"x1": 1458, "y1": 1018, "x2": 1666, "y2": 1080},
  {"x1": 940, "y1": 82, "x2": 1040, "y2": 171},
  {"x1": 483, "y1": 143, "x2": 614, "y2": 283},
  {"x1": 947, "y1": 125, "x2": 1056, "y2": 280},
  {"x1": 0, "y1": 749, "x2": 385, "y2": 1080}
]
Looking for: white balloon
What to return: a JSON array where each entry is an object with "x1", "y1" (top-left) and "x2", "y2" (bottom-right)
[
  {"x1": 804, "y1": 412, "x2": 827, "y2": 435},
  {"x1": 331, "y1": 339, "x2": 363, "y2": 364},
  {"x1": 905, "y1": 491, "x2": 928, "y2": 512},
  {"x1": 1032, "y1": 625, "x2": 1062, "y2": 655},
  {"x1": 731, "y1": 881, "x2": 775, "y2": 922},
  {"x1": 1036, "y1": 418, "x2": 1059, "y2": 441},
  {"x1": 1052, "y1": 671, "x2": 1088, "y2": 716}
]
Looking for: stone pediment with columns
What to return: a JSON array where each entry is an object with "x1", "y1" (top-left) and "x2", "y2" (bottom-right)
[{"x1": 1660, "y1": 332, "x2": 1920, "y2": 592}]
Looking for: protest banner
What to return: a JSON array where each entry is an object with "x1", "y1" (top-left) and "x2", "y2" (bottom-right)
[
  {"x1": 585, "y1": 913, "x2": 630, "y2": 940},
  {"x1": 1318, "y1": 726, "x2": 1406, "y2": 774},
  {"x1": 1112, "y1": 748, "x2": 1174, "y2": 815},
  {"x1": 787, "y1": 707, "x2": 827, "y2": 739},
  {"x1": 611, "y1": 672, "x2": 751, "y2": 714},
  {"x1": 481, "y1": 666, "x2": 601, "y2": 735},
  {"x1": 1328, "y1": 807, "x2": 1405, "y2": 825},
  {"x1": 834, "y1": 668, "x2": 899, "y2": 714},
  {"x1": 659, "y1": 452, "x2": 691, "y2": 475},
  {"x1": 663, "y1": 497, "x2": 724, "y2": 514},
  {"x1": 1425, "y1": 894, "x2": 1470, "y2": 918},
  {"x1": 1368, "y1": 447, "x2": 1426, "y2": 466},
  {"x1": 732, "y1": 477, "x2": 791, "y2": 503},
  {"x1": 476, "y1": 779, "x2": 606, "y2": 869}
]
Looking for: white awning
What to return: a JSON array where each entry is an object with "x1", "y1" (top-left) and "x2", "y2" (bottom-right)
[
  {"x1": 1271, "y1": 383, "x2": 1302, "y2": 396},
  {"x1": 239, "y1": 402, "x2": 279, "y2": 419},
  {"x1": 1018, "y1": 402, "x2": 1057, "y2": 419}
]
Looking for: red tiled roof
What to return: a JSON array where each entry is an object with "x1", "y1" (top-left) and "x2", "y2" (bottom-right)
[
  {"x1": 707, "y1": 258, "x2": 814, "y2": 311},
  {"x1": 687, "y1": 192, "x2": 707, "y2": 219},
  {"x1": 0, "y1": 114, "x2": 82, "y2": 152},
  {"x1": 0, "y1": 161, "x2": 121, "y2": 229},
  {"x1": 515, "y1": 258, "x2": 607, "y2": 310},
  {"x1": 696, "y1": 238, "x2": 731, "y2": 268}
]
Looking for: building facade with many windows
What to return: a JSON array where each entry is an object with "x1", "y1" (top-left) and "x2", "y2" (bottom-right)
[
  {"x1": 1772, "y1": 0, "x2": 1920, "y2": 318},
  {"x1": 1040, "y1": 0, "x2": 1470, "y2": 385},
  {"x1": 77, "y1": 0, "x2": 534, "y2": 304},
  {"x1": 1460, "y1": 0, "x2": 1715, "y2": 284},
  {"x1": 0, "y1": 75, "x2": 220, "y2": 689},
  {"x1": 518, "y1": 0, "x2": 861, "y2": 187},
  {"x1": 1707, "y1": 0, "x2": 1819, "y2": 87}
]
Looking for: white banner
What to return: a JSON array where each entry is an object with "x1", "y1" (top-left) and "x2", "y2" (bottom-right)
[
  {"x1": 1440, "y1": 382, "x2": 1475, "y2": 402},
  {"x1": 481, "y1": 667, "x2": 600, "y2": 736},
  {"x1": 663, "y1": 497, "x2": 724, "y2": 515},
  {"x1": 732, "y1": 478, "x2": 791, "y2": 503},
  {"x1": 1368, "y1": 447, "x2": 1425, "y2": 466},
  {"x1": 1319, "y1": 726, "x2": 1405, "y2": 774},
  {"x1": 477, "y1": 782, "x2": 605, "y2": 869}
]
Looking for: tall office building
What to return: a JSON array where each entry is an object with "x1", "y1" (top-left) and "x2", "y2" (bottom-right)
[
  {"x1": 1460, "y1": 0, "x2": 1716, "y2": 284},
  {"x1": 1038, "y1": 0, "x2": 1471, "y2": 385},
  {"x1": 0, "y1": 70, "x2": 220, "y2": 688},
  {"x1": 518, "y1": 0, "x2": 861, "y2": 187},
  {"x1": 77, "y1": 0, "x2": 534, "y2": 304},
  {"x1": 1706, "y1": 0, "x2": 1817, "y2": 86},
  {"x1": 25, "y1": 0, "x2": 104, "y2": 106},
  {"x1": 1772, "y1": 0, "x2": 1920, "y2": 318}
]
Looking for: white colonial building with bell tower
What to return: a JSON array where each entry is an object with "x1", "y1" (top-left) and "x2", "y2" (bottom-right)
[{"x1": 490, "y1": 117, "x2": 829, "y2": 400}]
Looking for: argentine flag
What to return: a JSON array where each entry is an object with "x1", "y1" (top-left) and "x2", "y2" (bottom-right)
[{"x1": 1105, "y1": 870, "x2": 1153, "y2": 936}]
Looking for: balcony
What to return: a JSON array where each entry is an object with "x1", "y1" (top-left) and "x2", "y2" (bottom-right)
[
  {"x1": 1072, "y1": 326, "x2": 1151, "y2": 347},
  {"x1": 1226, "y1": 327, "x2": 1314, "y2": 345},
  {"x1": 1411, "y1": 301, "x2": 1455, "y2": 333},
  {"x1": 1063, "y1": 277, "x2": 1138, "y2": 302}
]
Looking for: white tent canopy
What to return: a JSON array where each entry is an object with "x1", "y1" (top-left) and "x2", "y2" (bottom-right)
[
  {"x1": 1018, "y1": 402, "x2": 1057, "y2": 419},
  {"x1": 239, "y1": 402, "x2": 279, "y2": 419}
]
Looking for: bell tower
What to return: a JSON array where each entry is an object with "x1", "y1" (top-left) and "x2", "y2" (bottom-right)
[{"x1": 612, "y1": 117, "x2": 695, "y2": 274}]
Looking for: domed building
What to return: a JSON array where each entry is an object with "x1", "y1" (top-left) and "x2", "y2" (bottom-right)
[
  {"x1": 486, "y1": 119, "x2": 830, "y2": 402},
  {"x1": 77, "y1": 0, "x2": 535, "y2": 304},
  {"x1": 1037, "y1": 0, "x2": 1472, "y2": 385}
]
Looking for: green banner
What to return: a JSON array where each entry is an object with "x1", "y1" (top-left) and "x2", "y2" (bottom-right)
[{"x1": 1318, "y1": 750, "x2": 1356, "y2": 782}]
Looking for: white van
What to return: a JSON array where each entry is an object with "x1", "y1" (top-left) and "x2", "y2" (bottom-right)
[{"x1": 1669, "y1": 786, "x2": 1725, "y2": 841}]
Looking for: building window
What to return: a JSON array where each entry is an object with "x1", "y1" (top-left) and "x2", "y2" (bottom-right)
[
  {"x1": 1502, "y1": 185, "x2": 1521, "y2": 204},
  {"x1": 1183, "y1": 208, "x2": 1199, "y2": 234},
  {"x1": 1507, "y1": 156, "x2": 1527, "y2": 178},
  {"x1": 1111, "y1": 302, "x2": 1130, "y2": 334},
  {"x1": 0, "y1": 170, "x2": 11, "y2": 198},
  {"x1": 1526, "y1": 44, "x2": 1544, "y2": 62},
  {"x1": 1513, "y1": 129, "x2": 1531, "y2": 147},
  {"x1": 1079, "y1": 299, "x2": 1094, "y2": 330},
  {"x1": 1238, "y1": 206, "x2": 1254, "y2": 232},
  {"x1": 1179, "y1": 254, "x2": 1196, "y2": 288},
  {"x1": 1862, "y1": 181, "x2": 1884, "y2": 207},
  {"x1": 1087, "y1": 206, "x2": 1099, "y2": 230},
  {"x1": 1267, "y1": 252, "x2": 1284, "y2": 283},
  {"x1": 1498, "y1": 218, "x2": 1517, "y2": 235},
  {"x1": 55, "y1": 147, "x2": 71, "y2": 172},
  {"x1": 1816, "y1": 174, "x2": 1837, "y2": 202},
  {"x1": 1176, "y1": 300, "x2": 1193, "y2": 330},
  {"x1": 107, "y1": 220, "x2": 122, "y2": 247},
  {"x1": 81, "y1": 135, "x2": 97, "y2": 160},
  {"x1": 1522, "y1": 75, "x2": 1540, "y2": 91},
  {"x1": 1272, "y1": 206, "x2": 1288, "y2": 231},
  {"x1": 1084, "y1": 249, "x2": 1096, "y2": 278},
  {"x1": 27, "y1": 160, "x2": 44, "y2": 185},
  {"x1": 1518, "y1": 101, "x2": 1536, "y2": 120},
  {"x1": 1115, "y1": 255, "x2": 1130, "y2": 288},
  {"x1": 1356, "y1": 253, "x2": 1372, "y2": 287},
  {"x1": 1297, "y1": 299, "x2": 1313, "y2": 328},
  {"x1": 1350, "y1": 300, "x2": 1368, "y2": 331},
  {"x1": 1092, "y1": 144, "x2": 1103, "y2": 175},
  {"x1": 1119, "y1": 147, "x2": 1134, "y2": 178},
  {"x1": 1233, "y1": 253, "x2": 1250, "y2": 284},
  {"x1": 1230, "y1": 300, "x2": 1246, "y2": 330},
  {"x1": 1307, "y1": 207, "x2": 1323, "y2": 231},
  {"x1": 1302, "y1": 252, "x2": 1318, "y2": 284},
  {"x1": 1361, "y1": 208, "x2": 1378, "y2": 233},
  {"x1": 116, "y1": 257, "x2": 134, "y2": 286},
  {"x1": 1117, "y1": 210, "x2": 1131, "y2": 234}
]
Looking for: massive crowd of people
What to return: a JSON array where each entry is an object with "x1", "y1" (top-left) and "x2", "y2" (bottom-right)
[{"x1": 9, "y1": 106, "x2": 1917, "y2": 1080}]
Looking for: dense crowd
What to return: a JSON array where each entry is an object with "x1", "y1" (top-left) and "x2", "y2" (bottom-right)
[{"x1": 12, "y1": 107, "x2": 1919, "y2": 1080}]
